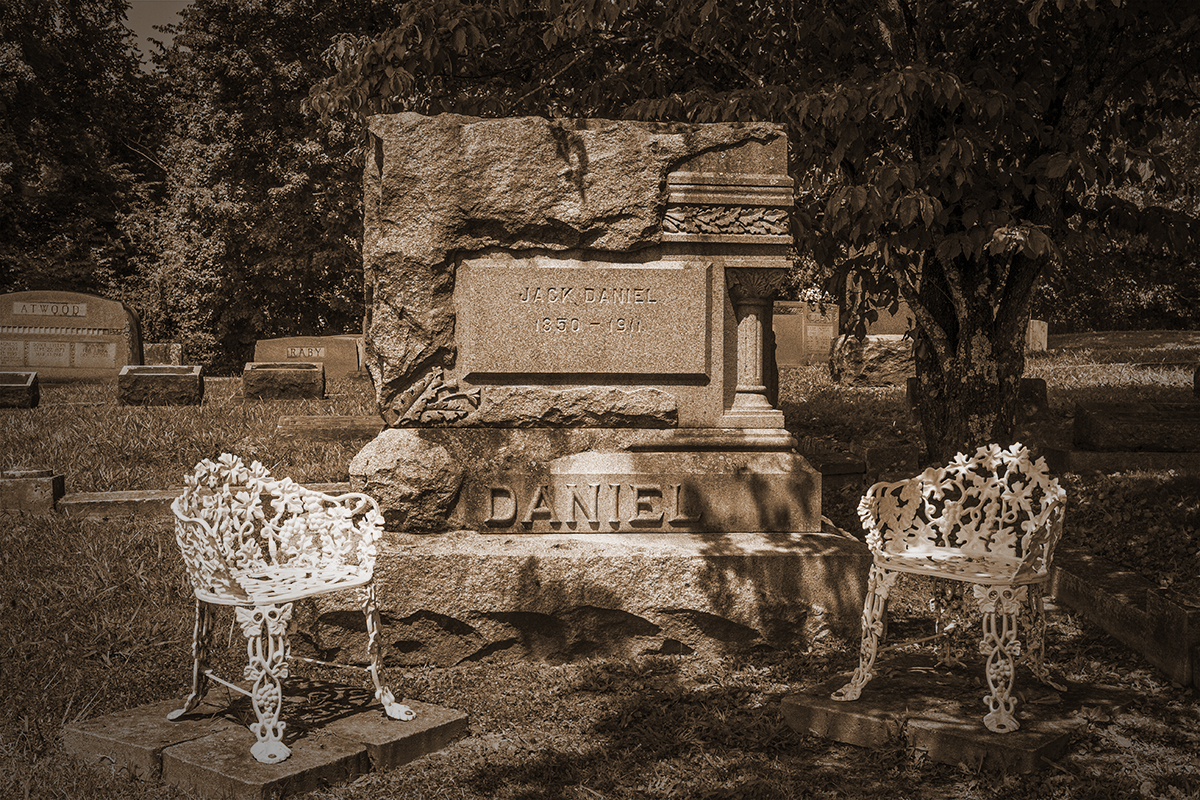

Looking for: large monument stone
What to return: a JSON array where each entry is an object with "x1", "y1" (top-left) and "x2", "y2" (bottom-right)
[{"x1": 343, "y1": 114, "x2": 866, "y2": 659}]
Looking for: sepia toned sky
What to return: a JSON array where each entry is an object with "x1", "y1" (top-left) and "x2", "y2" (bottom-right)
[{"x1": 125, "y1": 0, "x2": 190, "y2": 59}]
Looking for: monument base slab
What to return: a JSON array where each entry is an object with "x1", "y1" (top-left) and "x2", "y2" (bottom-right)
[
  {"x1": 313, "y1": 530, "x2": 870, "y2": 665},
  {"x1": 62, "y1": 681, "x2": 467, "y2": 800},
  {"x1": 782, "y1": 655, "x2": 1133, "y2": 773}
]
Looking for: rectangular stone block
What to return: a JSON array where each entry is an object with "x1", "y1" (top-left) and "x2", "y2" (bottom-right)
[
  {"x1": 1026, "y1": 319, "x2": 1048, "y2": 352},
  {"x1": 0, "y1": 290, "x2": 143, "y2": 381},
  {"x1": 457, "y1": 258, "x2": 710, "y2": 378},
  {"x1": 243, "y1": 362, "x2": 325, "y2": 400},
  {"x1": 0, "y1": 469, "x2": 64, "y2": 513},
  {"x1": 118, "y1": 365, "x2": 204, "y2": 406},
  {"x1": 1073, "y1": 402, "x2": 1200, "y2": 452},
  {"x1": 253, "y1": 335, "x2": 363, "y2": 380},
  {"x1": 62, "y1": 697, "x2": 237, "y2": 781},
  {"x1": 464, "y1": 449, "x2": 820, "y2": 534},
  {"x1": 275, "y1": 415, "x2": 384, "y2": 441},
  {"x1": 0, "y1": 370, "x2": 38, "y2": 408}
]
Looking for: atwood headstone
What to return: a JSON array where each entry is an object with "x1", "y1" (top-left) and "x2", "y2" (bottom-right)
[{"x1": 0, "y1": 291, "x2": 142, "y2": 381}]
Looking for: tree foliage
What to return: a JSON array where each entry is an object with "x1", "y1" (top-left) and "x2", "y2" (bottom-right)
[
  {"x1": 310, "y1": 0, "x2": 1200, "y2": 459},
  {"x1": 142, "y1": 0, "x2": 405, "y2": 368},
  {"x1": 0, "y1": 0, "x2": 160, "y2": 295}
]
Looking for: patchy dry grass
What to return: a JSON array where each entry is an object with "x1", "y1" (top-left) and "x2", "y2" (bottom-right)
[{"x1": 1, "y1": 335, "x2": 1198, "y2": 798}]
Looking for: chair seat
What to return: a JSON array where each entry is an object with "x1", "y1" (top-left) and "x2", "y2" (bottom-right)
[
  {"x1": 874, "y1": 550, "x2": 1046, "y2": 585},
  {"x1": 196, "y1": 563, "x2": 372, "y2": 606}
]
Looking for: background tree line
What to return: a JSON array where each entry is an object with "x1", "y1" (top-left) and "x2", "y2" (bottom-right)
[{"x1": 1, "y1": 0, "x2": 1198, "y2": 454}]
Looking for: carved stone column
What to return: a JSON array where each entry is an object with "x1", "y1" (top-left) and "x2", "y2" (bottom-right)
[{"x1": 725, "y1": 267, "x2": 790, "y2": 427}]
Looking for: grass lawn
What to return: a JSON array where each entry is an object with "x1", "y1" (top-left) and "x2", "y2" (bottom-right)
[{"x1": 1, "y1": 335, "x2": 1197, "y2": 799}]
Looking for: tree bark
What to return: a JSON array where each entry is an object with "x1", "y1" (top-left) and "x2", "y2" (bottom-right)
[{"x1": 909, "y1": 254, "x2": 1028, "y2": 465}]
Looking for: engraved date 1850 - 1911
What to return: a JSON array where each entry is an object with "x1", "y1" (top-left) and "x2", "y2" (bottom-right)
[{"x1": 536, "y1": 317, "x2": 644, "y2": 333}]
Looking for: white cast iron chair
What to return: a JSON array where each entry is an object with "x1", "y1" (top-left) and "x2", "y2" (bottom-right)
[
  {"x1": 169, "y1": 454, "x2": 414, "y2": 764},
  {"x1": 831, "y1": 443, "x2": 1067, "y2": 733}
]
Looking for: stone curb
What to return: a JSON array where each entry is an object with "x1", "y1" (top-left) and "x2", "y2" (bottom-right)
[
  {"x1": 57, "y1": 484, "x2": 354, "y2": 519},
  {"x1": 1051, "y1": 546, "x2": 1200, "y2": 689}
]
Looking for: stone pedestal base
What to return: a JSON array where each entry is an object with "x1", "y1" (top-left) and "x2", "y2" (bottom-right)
[{"x1": 314, "y1": 530, "x2": 870, "y2": 664}]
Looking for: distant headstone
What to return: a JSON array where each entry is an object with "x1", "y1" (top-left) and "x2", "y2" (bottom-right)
[
  {"x1": 118, "y1": 365, "x2": 204, "y2": 406},
  {"x1": 144, "y1": 342, "x2": 183, "y2": 365},
  {"x1": 253, "y1": 336, "x2": 363, "y2": 380},
  {"x1": 1026, "y1": 320, "x2": 1048, "y2": 352},
  {"x1": 243, "y1": 362, "x2": 325, "y2": 400},
  {"x1": 1, "y1": 469, "x2": 64, "y2": 514},
  {"x1": 0, "y1": 371, "x2": 38, "y2": 408},
  {"x1": 774, "y1": 302, "x2": 837, "y2": 367},
  {"x1": 0, "y1": 291, "x2": 142, "y2": 381}
]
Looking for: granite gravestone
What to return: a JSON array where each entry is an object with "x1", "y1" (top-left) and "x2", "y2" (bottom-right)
[
  {"x1": 253, "y1": 335, "x2": 363, "y2": 380},
  {"x1": 0, "y1": 291, "x2": 142, "y2": 381},
  {"x1": 353, "y1": 114, "x2": 819, "y2": 531},
  {"x1": 774, "y1": 302, "x2": 837, "y2": 367},
  {"x1": 336, "y1": 114, "x2": 867, "y2": 662}
]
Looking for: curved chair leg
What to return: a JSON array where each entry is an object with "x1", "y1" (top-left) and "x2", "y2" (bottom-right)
[
  {"x1": 237, "y1": 604, "x2": 294, "y2": 764},
  {"x1": 361, "y1": 584, "x2": 416, "y2": 721},
  {"x1": 169, "y1": 598, "x2": 215, "y2": 721},
  {"x1": 833, "y1": 565, "x2": 898, "y2": 702},
  {"x1": 974, "y1": 585, "x2": 1025, "y2": 733},
  {"x1": 1022, "y1": 583, "x2": 1067, "y2": 691}
]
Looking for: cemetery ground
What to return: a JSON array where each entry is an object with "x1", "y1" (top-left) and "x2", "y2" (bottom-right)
[{"x1": 2, "y1": 334, "x2": 1198, "y2": 800}]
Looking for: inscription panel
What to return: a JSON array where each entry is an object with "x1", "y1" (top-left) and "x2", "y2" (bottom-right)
[
  {"x1": 457, "y1": 260, "x2": 710, "y2": 376},
  {"x1": 0, "y1": 340, "x2": 20, "y2": 365},
  {"x1": 75, "y1": 341, "x2": 117, "y2": 368},
  {"x1": 13, "y1": 301, "x2": 87, "y2": 317},
  {"x1": 28, "y1": 342, "x2": 70, "y2": 367}
]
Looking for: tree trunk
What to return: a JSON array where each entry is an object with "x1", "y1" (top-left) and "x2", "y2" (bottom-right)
[{"x1": 909, "y1": 256, "x2": 1029, "y2": 465}]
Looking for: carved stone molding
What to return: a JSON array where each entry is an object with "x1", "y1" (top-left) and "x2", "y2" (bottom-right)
[
  {"x1": 664, "y1": 205, "x2": 789, "y2": 236},
  {"x1": 725, "y1": 267, "x2": 792, "y2": 301}
]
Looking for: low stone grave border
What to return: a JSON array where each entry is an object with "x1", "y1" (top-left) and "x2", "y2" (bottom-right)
[{"x1": 1052, "y1": 546, "x2": 1199, "y2": 689}]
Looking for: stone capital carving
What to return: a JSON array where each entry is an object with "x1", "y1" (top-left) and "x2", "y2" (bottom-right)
[
  {"x1": 725, "y1": 267, "x2": 791, "y2": 301},
  {"x1": 663, "y1": 204, "x2": 789, "y2": 236}
]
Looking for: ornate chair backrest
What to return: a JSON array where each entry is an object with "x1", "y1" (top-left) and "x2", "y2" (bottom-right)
[
  {"x1": 857, "y1": 443, "x2": 1066, "y2": 581},
  {"x1": 171, "y1": 455, "x2": 384, "y2": 603}
]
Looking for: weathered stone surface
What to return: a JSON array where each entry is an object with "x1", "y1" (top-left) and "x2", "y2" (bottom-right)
[
  {"x1": 1026, "y1": 319, "x2": 1048, "y2": 352},
  {"x1": 143, "y1": 342, "x2": 182, "y2": 365},
  {"x1": 830, "y1": 334, "x2": 914, "y2": 386},
  {"x1": 0, "y1": 469, "x2": 64, "y2": 513},
  {"x1": 364, "y1": 113, "x2": 787, "y2": 418},
  {"x1": 350, "y1": 430, "x2": 465, "y2": 530},
  {"x1": 773, "y1": 302, "x2": 837, "y2": 367},
  {"x1": 0, "y1": 370, "x2": 38, "y2": 408},
  {"x1": 314, "y1": 530, "x2": 869, "y2": 664},
  {"x1": 1073, "y1": 402, "x2": 1200, "y2": 452},
  {"x1": 65, "y1": 686, "x2": 468, "y2": 800},
  {"x1": 242, "y1": 362, "x2": 325, "y2": 400},
  {"x1": 0, "y1": 290, "x2": 143, "y2": 381},
  {"x1": 470, "y1": 386, "x2": 677, "y2": 427},
  {"x1": 782, "y1": 655, "x2": 1133, "y2": 773},
  {"x1": 254, "y1": 336, "x2": 362, "y2": 380},
  {"x1": 118, "y1": 365, "x2": 204, "y2": 406}
]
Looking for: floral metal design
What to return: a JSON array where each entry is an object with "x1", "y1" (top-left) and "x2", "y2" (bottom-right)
[
  {"x1": 832, "y1": 443, "x2": 1067, "y2": 734},
  {"x1": 168, "y1": 454, "x2": 416, "y2": 764}
]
